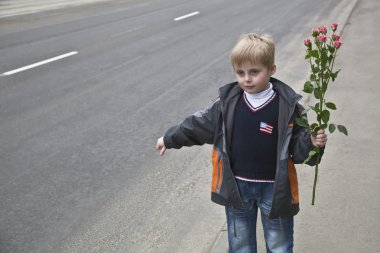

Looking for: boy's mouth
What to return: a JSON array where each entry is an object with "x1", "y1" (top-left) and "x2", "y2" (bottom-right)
[{"x1": 244, "y1": 82, "x2": 256, "y2": 87}]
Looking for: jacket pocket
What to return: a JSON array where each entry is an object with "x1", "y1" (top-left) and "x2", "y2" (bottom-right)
[{"x1": 211, "y1": 147, "x2": 223, "y2": 193}]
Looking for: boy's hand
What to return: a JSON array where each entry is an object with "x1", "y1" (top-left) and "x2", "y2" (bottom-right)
[
  {"x1": 311, "y1": 129, "x2": 328, "y2": 148},
  {"x1": 156, "y1": 137, "x2": 167, "y2": 156}
]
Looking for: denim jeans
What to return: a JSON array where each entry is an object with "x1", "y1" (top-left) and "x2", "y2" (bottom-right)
[{"x1": 225, "y1": 179, "x2": 294, "y2": 253}]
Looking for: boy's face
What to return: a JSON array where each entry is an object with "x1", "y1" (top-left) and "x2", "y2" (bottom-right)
[{"x1": 234, "y1": 62, "x2": 276, "y2": 94}]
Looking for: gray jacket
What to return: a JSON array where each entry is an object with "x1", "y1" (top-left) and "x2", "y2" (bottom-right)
[{"x1": 164, "y1": 77, "x2": 322, "y2": 218}]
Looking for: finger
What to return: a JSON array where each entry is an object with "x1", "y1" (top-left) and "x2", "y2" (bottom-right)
[
  {"x1": 156, "y1": 138, "x2": 163, "y2": 150},
  {"x1": 316, "y1": 133, "x2": 327, "y2": 139},
  {"x1": 317, "y1": 139, "x2": 326, "y2": 144},
  {"x1": 316, "y1": 136, "x2": 327, "y2": 142},
  {"x1": 317, "y1": 138, "x2": 327, "y2": 146},
  {"x1": 160, "y1": 147, "x2": 166, "y2": 156},
  {"x1": 317, "y1": 129, "x2": 325, "y2": 134}
]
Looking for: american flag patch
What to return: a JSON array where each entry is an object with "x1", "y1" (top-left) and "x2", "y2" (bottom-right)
[{"x1": 260, "y1": 122, "x2": 273, "y2": 134}]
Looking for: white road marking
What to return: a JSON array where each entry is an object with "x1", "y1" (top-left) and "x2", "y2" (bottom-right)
[
  {"x1": 174, "y1": 11, "x2": 200, "y2": 21},
  {"x1": 2, "y1": 51, "x2": 78, "y2": 76}
]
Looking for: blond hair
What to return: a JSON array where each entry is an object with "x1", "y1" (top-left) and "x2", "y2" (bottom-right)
[{"x1": 230, "y1": 33, "x2": 275, "y2": 69}]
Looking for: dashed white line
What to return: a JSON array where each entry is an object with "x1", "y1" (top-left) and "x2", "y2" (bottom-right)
[
  {"x1": 174, "y1": 11, "x2": 200, "y2": 21},
  {"x1": 1, "y1": 51, "x2": 78, "y2": 76}
]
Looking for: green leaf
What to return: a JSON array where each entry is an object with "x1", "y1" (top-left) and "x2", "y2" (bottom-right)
[
  {"x1": 310, "y1": 123, "x2": 319, "y2": 131},
  {"x1": 311, "y1": 50, "x2": 319, "y2": 58},
  {"x1": 328, "y1": 45, "x2": 335, "y2": 53},
  {"x1": 311, "y1": 64, "x2": 318, "y2": 72},
  {"x1": 303, "y1": 149, "x2": 318, "y2": 164},
  {"x1": 326, "y1": 102, "x2": 337, "y2": 110},
  {"x1": 321, "y1": 49, "x2": 328, "y2": 60},
  {"x1": 303, "y1": 81, "x2": 313, "y2": 93},
  {"x1": 331, "y1": 69, "x2": 341, "y2": 82},
  {"x1": 337, "y1": 125, "x2": 348, "y2": 135},
  {"x1": 321, "y1": 50, "x2": 328, "y2": 69},
  {"x1": 329, "y1": 124, "x2": 336, "y2": 133},
  {"x1": 309, "y1": 149, "x2": 317, "y2": 157},
  {"x1": 321, "y1": 110, "x2": 330, "y2": 123},
  {"x1": 314, "y1": 88, "x2": 321, "y2": 99},
  {"x1": 295, "y1": 117, "x2": 309, "y2": 128},
  {"x1": 317, "y1": 114, "x2": 322, "y2": 122},
  {"x1": 328, "y1": 54, "x2": 334, "y2": 62}
]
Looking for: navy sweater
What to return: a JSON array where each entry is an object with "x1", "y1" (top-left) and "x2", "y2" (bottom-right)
[{"x1": 230, "y1": 92, "x2": 279, "y2": 181}]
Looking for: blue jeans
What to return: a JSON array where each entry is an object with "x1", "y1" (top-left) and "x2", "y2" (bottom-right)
[{"x1": 225, "y1": 179, "x2": 294, "y2": 253}]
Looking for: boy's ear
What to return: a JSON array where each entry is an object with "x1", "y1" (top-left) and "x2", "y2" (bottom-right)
[{"x1": 270, "y1": 64, "x2": 277, "y2": 75}]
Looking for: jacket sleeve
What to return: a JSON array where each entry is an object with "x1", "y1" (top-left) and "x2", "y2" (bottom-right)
[
  {"x1": 289, "y1": 103, "x2": 324, "y2": 165},
  {"x1": 163, "y1": 99, "x2": 221, "y2": 149}
]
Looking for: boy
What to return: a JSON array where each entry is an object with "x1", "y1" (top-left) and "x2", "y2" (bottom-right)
[{"x1": 156, "y1": 33, "x2": 327, "y2": 253}]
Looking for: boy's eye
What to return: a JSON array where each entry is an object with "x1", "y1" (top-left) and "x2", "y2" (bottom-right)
[
  {"x1": 249, "y1": 69, "x2": 260, "y2": 75},
  {"x1": 236, "y1": 69, "x2": 261, "y2": 76}
]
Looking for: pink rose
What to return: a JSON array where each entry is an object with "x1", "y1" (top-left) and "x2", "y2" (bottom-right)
[
  {"x1": 331, "y1": 23, "x2": 338, "y2": 32},
  {"x1": 318, "y1": 26, "x2": 327, "y2": 34},
  {"x1": 304, "y1": 38, "x2": 311, "y2": 46},
  {"x1": 334, "y1": 40, "x2": 343, "y2": 48},
  {"x1": 312, "y1": 28, "x2": 320, "y2": 37},
  {"x1": 317, "y1": 35, "x2": 327, "y2": 43},
  {"x1": 332, "y1": 34, "x2": 341, "y2": 41}
]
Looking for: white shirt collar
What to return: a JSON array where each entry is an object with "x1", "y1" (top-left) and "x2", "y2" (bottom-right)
[{"x1": 244, "y1": 82, "x2": 274, "y2": 101}]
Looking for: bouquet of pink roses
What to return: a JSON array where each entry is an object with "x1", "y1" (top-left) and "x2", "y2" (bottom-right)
[{"x1": 298, "y1": 23, "x2": 348, "y2": 205}]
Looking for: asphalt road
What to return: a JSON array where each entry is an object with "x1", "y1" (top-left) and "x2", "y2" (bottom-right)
[{"x1": 0, "y1": 0, "x2": 356, "y2": 252}]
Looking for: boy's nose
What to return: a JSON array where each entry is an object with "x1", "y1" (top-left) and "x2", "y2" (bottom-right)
[{"x1": 245, "y1": 75, "x2": 251, "y2": 82}]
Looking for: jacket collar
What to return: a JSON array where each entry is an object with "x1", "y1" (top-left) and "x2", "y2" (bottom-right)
[
  {"x1": 270, "y1": 77, "x2": 302, "y2": 107},
  {"x1": 218, "y1": 81, "x2": 241, "y2": 102}
]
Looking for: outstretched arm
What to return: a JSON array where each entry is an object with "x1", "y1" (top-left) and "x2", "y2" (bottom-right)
[{"x1": 156, "y1": 98, "x2": 221, "y2": 155}]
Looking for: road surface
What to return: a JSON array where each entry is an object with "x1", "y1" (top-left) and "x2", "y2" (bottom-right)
[{"x1": 1, "y1": 0, "x2": 368, "y2": 252}]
